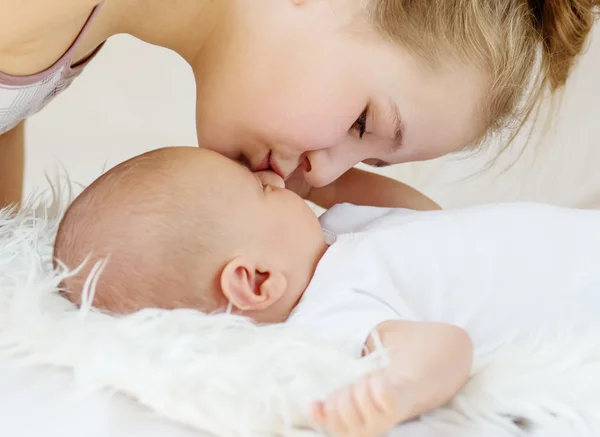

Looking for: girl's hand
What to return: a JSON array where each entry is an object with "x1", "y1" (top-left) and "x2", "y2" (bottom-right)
[
  {"x1": 312, "y1": 370, "x2": 413, "y2": 437},
  {"x1": 292, "y1": 167, "x2": 441, "y2": 211}
]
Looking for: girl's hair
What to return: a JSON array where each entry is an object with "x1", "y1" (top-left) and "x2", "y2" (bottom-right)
[{"x1": 371, "y1": 0, "x2": 599, "y2": 145}]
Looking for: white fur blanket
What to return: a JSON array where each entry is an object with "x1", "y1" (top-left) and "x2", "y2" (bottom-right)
[{"x1": 1, "y1": 198, "x2": 600, "y2": 437}]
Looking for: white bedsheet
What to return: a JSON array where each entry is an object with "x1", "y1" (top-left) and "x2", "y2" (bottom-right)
[
  {"x1": 0, "y1": 359, "x2": 198, "y2": 437},
  {"x1": 0, "y1": 358, "x2": 525, "y2": 437}
]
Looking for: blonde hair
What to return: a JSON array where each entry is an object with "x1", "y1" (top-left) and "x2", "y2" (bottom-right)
[{"x1": 371, "y1": 0, "x2": 599, "y2": 145}]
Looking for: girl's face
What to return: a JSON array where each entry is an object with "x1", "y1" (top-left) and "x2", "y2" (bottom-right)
[{"x1": 193, "y1": 0, "x2": 489, "y2": 188}]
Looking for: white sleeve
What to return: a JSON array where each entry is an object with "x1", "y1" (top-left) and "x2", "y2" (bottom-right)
[{"x1": 286, "y1": 287, "x2": 402, "y2": 358}]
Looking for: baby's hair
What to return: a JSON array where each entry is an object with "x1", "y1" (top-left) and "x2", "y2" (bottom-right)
[
  {"x1": 371, "y1": 0, "x2": 599, "y2": 146},
  {"x1": 53, "y1": 148, "x2": 226, "y2": 313}
]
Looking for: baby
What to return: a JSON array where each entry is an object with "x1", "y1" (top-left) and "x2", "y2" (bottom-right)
[{"x1": 54, "y1": 146, "x2": 600, "y2": 437}]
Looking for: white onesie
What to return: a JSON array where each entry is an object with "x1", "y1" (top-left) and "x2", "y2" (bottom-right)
[{"x1": 285, "y1": 202, "x2": 600, "y2": 358}]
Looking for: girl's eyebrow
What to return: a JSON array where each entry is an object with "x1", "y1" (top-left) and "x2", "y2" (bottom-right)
[
  {"x1": 365, "y1": 101, "x2": 405, "y2": 169},
  {"x1": 389, "y1": 100, "x2": 405, "y2": 152}
]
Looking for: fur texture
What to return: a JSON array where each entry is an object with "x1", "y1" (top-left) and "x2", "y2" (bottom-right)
[{"x1": 0, "y1": 194, "x2": 600, "y2": 437}]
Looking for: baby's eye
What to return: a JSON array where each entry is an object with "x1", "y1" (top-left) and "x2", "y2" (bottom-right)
[{"x1": 351, "y1": 107, "x2": 368, "y2": 138}]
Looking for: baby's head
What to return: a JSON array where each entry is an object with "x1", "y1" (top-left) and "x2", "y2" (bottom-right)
[{"x1": 53, "y1": 147, "x2": 327, "y2": 323}]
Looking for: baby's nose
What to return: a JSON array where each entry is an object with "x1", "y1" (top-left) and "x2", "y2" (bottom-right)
[{"x1": 256, "y1": 170, "x2": 285, "y2": 189}]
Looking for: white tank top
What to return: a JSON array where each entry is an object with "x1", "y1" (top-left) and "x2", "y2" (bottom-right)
[{"x1": 0, "y1": 3, "x2": 104, "y2": 135}]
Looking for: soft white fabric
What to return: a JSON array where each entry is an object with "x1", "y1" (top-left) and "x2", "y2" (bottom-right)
[
  {"x1": 0, "y1": 359, "x2": 525, "y2": 437},
  {"x1": 1, "y1": 198, "x2": 600, "y2": 437},
  {"x1": 288, "y1": 202, "x2": 600, "y2": 360},
  {"x1": 0, "y1": 200, "x2": 384, "y2": 437}
]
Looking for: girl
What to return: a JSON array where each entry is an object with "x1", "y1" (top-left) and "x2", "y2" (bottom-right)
[{"x1": 1, "y1": 0, "x2": 598, "y2": 209}]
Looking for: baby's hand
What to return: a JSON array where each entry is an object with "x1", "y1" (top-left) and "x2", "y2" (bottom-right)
[{"x1": 312, "y1": 370, "x2": 413, "y2": 437}]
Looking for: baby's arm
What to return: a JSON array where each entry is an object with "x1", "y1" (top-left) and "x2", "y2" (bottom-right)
[
  {"x1": 313, "y1": 320, "x2": 472, "y2": 437},
  {"x1": 0, "y1": 122, "x2": 25, "y2": 210},
  {"x1": 307, "y1": 168, "x2": 441, "y2": 211}
]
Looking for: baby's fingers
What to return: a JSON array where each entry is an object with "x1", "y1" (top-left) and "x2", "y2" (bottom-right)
[
  {"x1": 313, "y1": 386, "x2": 364, "y2": 437},
  {"x1": 370, "y1": 370, "x2": 415, "y2": 417},
  {"x1": 351, "y1": 372, "x2": 413, "y2": 437},
  {"x1": 313, "y1": 401, "x2": 327, "y2": 426},
  {"x1": 353, "y1": 373, "x2": 386, "y2": 419}
]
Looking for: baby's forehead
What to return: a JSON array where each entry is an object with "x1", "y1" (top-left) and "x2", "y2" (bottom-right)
[{"x1": 89, "y1": 148, "x2": 248, "y2": 219}]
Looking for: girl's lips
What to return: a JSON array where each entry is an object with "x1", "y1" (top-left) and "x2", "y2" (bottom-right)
[{"x1": 254, "y1": 151, "x2": 271, "y2": 171}]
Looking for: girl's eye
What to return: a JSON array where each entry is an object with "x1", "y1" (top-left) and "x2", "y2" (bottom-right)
[{"x1": 351, "y1": 107, "x2": 368, "y2": 139}]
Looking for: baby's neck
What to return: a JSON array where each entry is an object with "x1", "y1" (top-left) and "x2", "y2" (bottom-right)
[{"x1": 281, "y1": 239, "x2": 330, "y2": 322}]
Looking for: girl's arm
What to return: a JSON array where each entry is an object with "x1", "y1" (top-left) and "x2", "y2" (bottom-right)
[
  {"x1": 306, "y1": 168, "x2": 441, "y2": 211},
  {"x1": 0, "y1": 122, "x2": 25, "y2": 210},
  {"x1": 313, "y1": 320, "x2": 472, "y2": 437}
]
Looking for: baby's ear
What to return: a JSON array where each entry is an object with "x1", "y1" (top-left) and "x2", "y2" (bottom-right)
[{"x1": 220, "y1": 256, "x2": 286, "y2": 312}]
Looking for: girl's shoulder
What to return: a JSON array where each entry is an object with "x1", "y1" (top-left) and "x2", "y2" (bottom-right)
[{"x1": 0, "y1": 0, "x2": 99, "y2": 52}]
